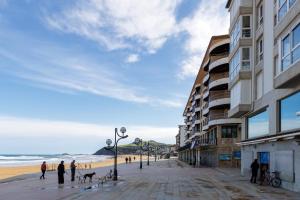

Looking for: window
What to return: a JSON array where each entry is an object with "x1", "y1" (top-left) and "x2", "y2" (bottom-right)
[
  {"x1": 280, "y1": 91, "x2": 300, "y2": 131},
  {"x1": 257, "y1": 3, "x2": 263, "y2": 27},
  {"x1": 278, "y1": 0, "x2": 297, "y2": 22},
  {"x1": 256, "y1": 38, "x2": 263, "y2": 63},
  {"x1": 292, "y1": 24, "x2": 300, "y2": 63},
  {"x1": 230, "y1": 47, "x2": 251, "y2": 80},
  {"x1": 242, "y1": 16, "x2": 251, "y2": 38},
  {"x1": 281, "y1": 23, "x2": 300, "y2": 71},
  {"x1": 230, "y1": 15, "x2": 252, "y2": 51},
  {"x1": 221, "y1": 126, "x2": 238, "y2": 138},
  {"x1": 230, "y1": 19, "x2": 240, "y2": 50},
  {"x1": 256, "y1": 72, "x2": 263, "y2": 99},
  {"x1": 248, "y1": 109, "x2": 269, "y2": 138},
  {"x1": 242, "y1": 48, "x2": 250, "y2": 69},
  {"x1": 229, "y1": 50, "x2": 240, "y2": 80}
]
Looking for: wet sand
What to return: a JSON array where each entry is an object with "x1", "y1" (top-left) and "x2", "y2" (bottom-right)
[{"x1": 0, "y1": 155, "x2": 146, "y2": 180}]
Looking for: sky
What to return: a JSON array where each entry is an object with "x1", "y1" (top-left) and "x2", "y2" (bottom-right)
[{"x1": 0, "y1": 0, "x2": 229, "y2": 154}]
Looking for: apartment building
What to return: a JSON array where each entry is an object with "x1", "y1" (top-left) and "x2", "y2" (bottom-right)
[
  {"x1": 226, "y1": 0, "x2": 300, "y2": 192},
  {"x1": 178, "y1": 35, "x2": 242, "y2": 168}
]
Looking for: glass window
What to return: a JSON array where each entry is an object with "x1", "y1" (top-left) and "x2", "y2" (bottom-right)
[
  {"x1": 278, "y1": 0, "x2": 296, "y2": 22},
  {"x1": 280, "y1": 91, "x2": 300, "y2": 131},
  {"x1": 289, "y1": 0, "x2": 296, "y2": 7},
  {"x1": 278, "y1": 0, "x2": 287, "y2": 21},
  {"x1": 292, "y1": 24, "x2": 300, "y2": 63},
  {"x1": 229, "y1": 50, "x2": 240, "y2": 80},
  {"x1": 230, "y1": 19, "x2": 240, "y2": 50},
  {"x1": 221, "y1": 126, "x2": 238, "y2": 138},
  {"x1": 242, "y1": 16, "x2": 251, "y2": 38},
  {"x1": 281, "y1": 23, "x2": 300, "y2": 71},
  {"x1": 242, "y1": 47, "x2": 250, "y2": 70},
  {"x1": 282, "y1": 34, "x2": 291, "y2": 70},
  {"x1": 248, "y1": 109, "x2": 269, "y2": 138}
]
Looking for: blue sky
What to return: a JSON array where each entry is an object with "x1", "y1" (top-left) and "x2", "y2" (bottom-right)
[{"x1": 0, "y1": 0, "x2": 229, "y2": 154}]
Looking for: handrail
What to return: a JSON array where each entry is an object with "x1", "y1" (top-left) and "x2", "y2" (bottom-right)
[{"x1": 209, "y1": 72, "x2": 229, "y2": 82}]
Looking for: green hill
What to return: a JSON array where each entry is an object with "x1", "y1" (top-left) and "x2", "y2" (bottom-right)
[{"x1": 93, "y1": 140, "x2": 172, "y2": 155}]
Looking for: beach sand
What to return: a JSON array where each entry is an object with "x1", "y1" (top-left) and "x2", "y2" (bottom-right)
[{"x1": 0, "y1": 155, "x2": 148, "y2": 180}]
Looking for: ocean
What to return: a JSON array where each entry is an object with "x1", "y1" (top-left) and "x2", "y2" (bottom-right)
[{"x1": 0, "y1": 154, "x2": 111, "y2": 166}]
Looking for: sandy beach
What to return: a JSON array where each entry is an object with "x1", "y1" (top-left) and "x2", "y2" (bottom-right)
[{"x1": 0, "y1": 155, "x2": 148, "y2": 180}]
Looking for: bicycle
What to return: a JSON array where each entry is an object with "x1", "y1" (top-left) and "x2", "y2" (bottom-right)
[{"x1": 265, "y1": 171, "x2": 282, "y2": 188}]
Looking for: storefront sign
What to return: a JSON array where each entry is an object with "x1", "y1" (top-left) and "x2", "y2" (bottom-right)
[
  {"x1": 233, "y1": 151, "x2": 241, "y2": 159},
  {"x1": 219, "y1": 154, "x2": 231, "y2": 161}
]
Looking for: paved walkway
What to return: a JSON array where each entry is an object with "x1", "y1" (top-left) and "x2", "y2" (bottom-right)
[{"x1": 0, "y1": 159, "x2": 299, "y2": 200}]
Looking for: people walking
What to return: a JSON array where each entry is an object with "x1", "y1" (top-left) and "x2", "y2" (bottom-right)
[
  {"x1": 250, "y1": 159, "x2": 259, "y2": 183},
  {"x1": 70, "y1": 160, "x2": 76, "y2": 182},
  {"x1": 40, "y1": 161, "x2": 47, "y2": 180},
  {"x1": 125, "y1": 157, "x2": 128, "y2": 164},
  {"x1": 57, "y1": 161, "x2": 65, "y2": 186},
  {"x1": 129, "y1": 156, "x2": 131, "y2": 163},
  {"x1": 133, "y1": 156, "x2": 136, "y2": 161}
]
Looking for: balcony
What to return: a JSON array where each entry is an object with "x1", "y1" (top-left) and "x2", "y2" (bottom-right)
[
  {"x1": 208, "y1": 91, "x2": 230, "y2": 109},
  {"x1": 203, "y1": 89, "x2": 209, "y2": 100},
  {"x1": 209, "y1": 55, "x2": 229, "y2": 72},
  {"x1": 210, "y1": 90, "x2": 230, "y2": 101},
  {"x1": 203, "y1": 73, "x2": 210, "y2": 86},
  {"x1": 208, "y1": 112, "x2": 241, "y2": 127},
  {"x1": 203, "y1": 103, "x2": 209, "y2": 116},
  {"x1": 209, "y1": 72, "x2": 229, "y2": 90}
]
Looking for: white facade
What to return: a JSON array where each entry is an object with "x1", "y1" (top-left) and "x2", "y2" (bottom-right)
[{"x1": 227, "y1": 0, "x2": 300, "y2": 192}]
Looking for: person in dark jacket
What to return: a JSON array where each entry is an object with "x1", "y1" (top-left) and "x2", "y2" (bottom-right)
[
  {"x1": 250, "y1": 159, "x2": 259, "y2": 183},
  {"x1": 57, "y1": 161, "x2": 65, "y2": 185},
  {"x1": 70, "y1": 160, "x2": 76, "y2": 182},
  {"x1": 40, "y1": 161, "x2": 47, "y2": 180}
]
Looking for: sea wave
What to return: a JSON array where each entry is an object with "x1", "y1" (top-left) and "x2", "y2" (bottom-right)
[{"x1": 0, "y1": 154, "x2": 111, "y2": 166}]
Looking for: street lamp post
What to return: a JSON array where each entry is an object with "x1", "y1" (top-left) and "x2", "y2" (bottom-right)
[
  {"x1": 134, "y1": 138, "x2": 148, "y2": 169},
  {"x1": 105, "y1": 127, "x2": 128, "y2": 181},
  {"x1": 147, "y1": 141, "x2": 150, "y2": 166},
  {"x1": 155, "y1": 146, "x2": 161, "y2": 162}
]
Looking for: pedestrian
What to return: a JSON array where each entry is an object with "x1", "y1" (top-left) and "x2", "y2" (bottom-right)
[
  {"x1": 133, "y1": 156, "x2": 136, "y2": 161},
  {"x1": 40, "y1": 161, "x2": 47, "y2": 180},
  {"x1": 250, "y1": 159, "x2": 259, "y2": 183},
  {"x1": 70, "y1": 160, "x2": 76, "y2": 182},
  {"x1": 129, "y1": 156, "x2": 131, "y2": 163},
  {"x1": 57, "y1": 161, "x2": 65, "y2": 186},
  {"x1": 125, "y1": 157, "x2": 128, "y2": 164}
]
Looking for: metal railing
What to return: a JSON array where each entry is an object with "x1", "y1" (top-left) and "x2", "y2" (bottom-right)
[
  {"x1": 209, "y1": 112, "x2": 228, "y2": 121},
  {"x1": 209, "y1": 72, "x2": 229, "y2": 82},
  {"x1": 210, "y1": 53, "x2": 229, "y2": 62},
  {"x1": 209, "y1": 91, "x2": 230, "y2": 102}
]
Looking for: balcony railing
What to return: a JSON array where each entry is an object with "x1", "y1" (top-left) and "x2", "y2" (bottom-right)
[
  {"x1": 209, "y1": 72, "x2": 229, "y2": 82},
  {"x1": 209, "y1": 112, "x2": 228, "y2": 121},
  {"x1": 210, "y1": 53, "x2": 229, "y2": 63},
  {"x1": 209, "y1": 91, "x2": 230, "y2": 102}
]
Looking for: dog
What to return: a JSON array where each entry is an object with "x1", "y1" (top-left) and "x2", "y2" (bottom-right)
[{"x1": 83, "y1": 172, "x2": 96, "y2": 183}]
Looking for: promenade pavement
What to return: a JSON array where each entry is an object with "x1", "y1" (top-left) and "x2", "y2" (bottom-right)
[{"x1": 0, "y1": 158, "x2": 299, "y2": 200}]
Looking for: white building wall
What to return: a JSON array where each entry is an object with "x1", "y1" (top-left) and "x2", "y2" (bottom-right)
[
  {"x1": 262, "y1": 0, "x2": 274, "y2": 94},
  {"x1": 179, "y1": 126, "x2": 186, "y2": 147}
]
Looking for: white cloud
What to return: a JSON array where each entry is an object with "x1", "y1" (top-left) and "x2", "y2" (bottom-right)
[
  {"x1": 177, "y1": 0, "x2": 229, "y2": 79},
  {"x1": 45, "y1": 0, "x2": 181, "y2": 53},
  {"x1": 125, "y1": 54, "x2": 140, "y2": 63},
  {"x1": 0, "y1": 116, "x2": 177, "y2": 153},
  {"x1": 177, "y1": 55, "x2": 201, "y2": 80},
  {"x1": 0, "y1": 30, "x2": 183, "y2": 108}
]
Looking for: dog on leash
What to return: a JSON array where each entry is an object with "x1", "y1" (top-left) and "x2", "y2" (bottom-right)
[{"x1": 83, "y1": 172, "x2": 96, "y2": 183}]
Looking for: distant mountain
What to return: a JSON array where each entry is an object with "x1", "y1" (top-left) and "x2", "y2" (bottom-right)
[{"x1": 93, "y1": 140, "x2": 172, "y2": 155}]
